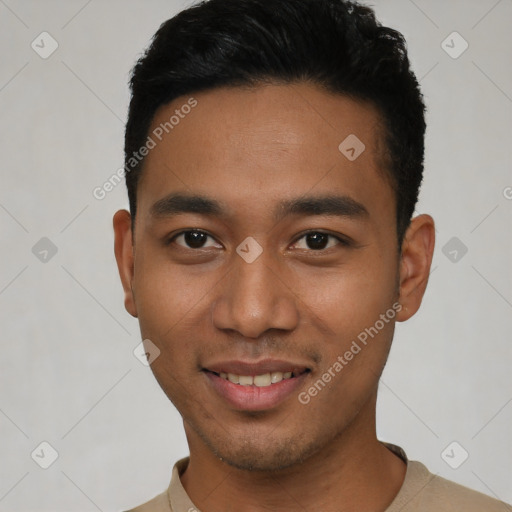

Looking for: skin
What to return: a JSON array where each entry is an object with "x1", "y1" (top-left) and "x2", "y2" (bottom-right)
[{"x1": 113, "y1": 82, "x2": 435, "y2": 512}]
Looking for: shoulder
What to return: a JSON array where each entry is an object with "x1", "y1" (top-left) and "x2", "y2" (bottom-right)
[
  {"x1": 390, "y1": 459, "x2": 511, "y2": 511},
  {"x1": 122, "y1": 489, "x2": 171, "y2": 512},
  {"x1": 382, "y1": 445, "x2": 510, "y2": 511},
  {"x1": 121, "y1": 457, "x2": 190, "y2": 512},
  {"x1": 422, "y1": 470, "x2": 510, "y2": 509}
]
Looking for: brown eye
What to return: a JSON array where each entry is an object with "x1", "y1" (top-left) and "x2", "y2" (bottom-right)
[
  {"x1": 172, "y1": 230, "x2": 221, "y2": 249},
  {"x1": 305, "y1": 233, "x2": 329, "y2": 250},
  {"x1": 292, "y1": 232, "x2": 343, "y2": 251}
]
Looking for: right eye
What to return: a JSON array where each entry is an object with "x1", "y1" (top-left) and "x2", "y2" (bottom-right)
[{"x1": 169, "y1": 230, "x2": 222, "y2": 250}]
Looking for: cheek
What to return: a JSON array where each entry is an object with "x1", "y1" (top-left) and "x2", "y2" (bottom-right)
[
  {"x1": 297, "y1": 259, "x2": 398, "y2": 331},
  {"x1": 133, "y1": 248, "x2": 213, "y2": 336},
  {"x1": 292, "y1": 256, "x2": 399, "y2": 382}
]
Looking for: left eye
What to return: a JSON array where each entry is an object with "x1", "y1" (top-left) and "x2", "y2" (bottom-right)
[
  {"x1": 292, "y1": 232, "x2": 343, "y2": 251},
  {"x1": 173, "y1": 230, "x2": 221, "y2": 249}
]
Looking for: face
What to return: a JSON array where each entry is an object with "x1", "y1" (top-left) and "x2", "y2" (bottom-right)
[{"x1": 114, "y1": 82, "x2": 434, "y2": 472}]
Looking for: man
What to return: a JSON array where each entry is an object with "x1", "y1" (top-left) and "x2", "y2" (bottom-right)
[{"x1": 113, "y1": 0, "x2": 510, "y2": 510}]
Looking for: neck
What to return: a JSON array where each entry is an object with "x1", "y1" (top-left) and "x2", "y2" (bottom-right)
[{"x1": 180, "y1": 394, "x2": 406, "y2": 512}]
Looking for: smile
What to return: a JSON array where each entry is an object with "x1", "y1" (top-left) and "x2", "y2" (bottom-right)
[
  {"x1": 210, "y1": 370, "x2": 307, "y2": 387},
  {"x1": 203, "y1": 366, "x2": 311, "y2": 411}
]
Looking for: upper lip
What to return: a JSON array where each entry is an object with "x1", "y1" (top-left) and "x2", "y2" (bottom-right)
[{"x1": 203, "y1": 359, "x2": 311, "y2": 376}]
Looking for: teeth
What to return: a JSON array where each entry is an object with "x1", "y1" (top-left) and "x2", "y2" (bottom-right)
[
  {"x1": 228, "y1": 373, "x2": 239, "y2": 384},
  {"x1": 254, "y1": 374, "x2": 271, "y2": 387},
  {"x1": 271, "y1": 371, "x2": 283, "y2": 383},
  {"x1": 239, "y1": 375, "x2": 253, "y2": 386},
  {"x1": 218, "y1": 371, "x2": 296, "y2": 387}
]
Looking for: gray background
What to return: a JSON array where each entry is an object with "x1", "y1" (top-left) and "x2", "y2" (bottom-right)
[{"x1": 1, "y1": 0, "x2": 511, "y2": 510}]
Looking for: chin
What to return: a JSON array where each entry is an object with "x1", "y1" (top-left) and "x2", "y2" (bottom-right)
[
  {"x1": 219, "y1": 449, "x2": 303, "y2": 472},
  {"x1": 199, "y1": 428, "x2": 325, "y2": 472}
]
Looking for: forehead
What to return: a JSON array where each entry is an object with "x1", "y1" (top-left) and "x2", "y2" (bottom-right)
[{"x1": 137, "y1": 82, "x2": 394, "y2": 225}]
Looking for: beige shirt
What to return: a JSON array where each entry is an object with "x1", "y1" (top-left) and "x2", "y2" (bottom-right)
[{"x1": 125, "y1": 444, "x2": 510, "y2": 511}]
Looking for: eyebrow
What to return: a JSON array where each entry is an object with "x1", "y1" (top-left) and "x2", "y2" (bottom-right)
[
  {"x1": 150, "y1": 193, "x2": 369, "y2": 221},
  {"x1": 275, "y1": 195, "x2": 368, "y2": 221}
]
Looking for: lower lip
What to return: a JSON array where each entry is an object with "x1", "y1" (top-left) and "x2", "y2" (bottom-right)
[{"x1": 204, "y1": 371, "x2": 309, "y2": 411}]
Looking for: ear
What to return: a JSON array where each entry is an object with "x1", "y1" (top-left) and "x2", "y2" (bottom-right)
[
  {"x1": 396, "y1": 214, "x2": 435, "y2": 322},
  {"x1": 113, "y1": 209, "x2": 138, "y2": 317}
]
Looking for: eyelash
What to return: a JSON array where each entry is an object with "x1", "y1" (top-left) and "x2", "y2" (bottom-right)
[{"x1": 166, "y1": 229, "x2": 351, "y2": 251}]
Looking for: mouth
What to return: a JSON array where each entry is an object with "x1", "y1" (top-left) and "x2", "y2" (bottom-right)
[
  {"x1": 202, "y1": 361, "x2": 311, "y2": 411},
  {"x1": 204, "y1": 368, "x2": 310, "y2": 388}
]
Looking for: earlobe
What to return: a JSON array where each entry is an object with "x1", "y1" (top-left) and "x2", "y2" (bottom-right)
[
  {"x1": 113, "y1": 209, "x2": 138, "y2": 318},
  {"x1": 396, "y1": 214, "x2": 435, "y2": 322}
]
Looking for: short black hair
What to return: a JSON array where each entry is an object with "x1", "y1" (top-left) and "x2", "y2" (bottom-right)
[{"x1": 125, "y1": 0, "x2": 426, "y2": 245}]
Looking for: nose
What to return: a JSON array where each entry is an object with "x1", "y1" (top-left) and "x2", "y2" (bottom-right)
[{"x1": 211, "y1": 251, "x2": 299, "y2": 339}]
